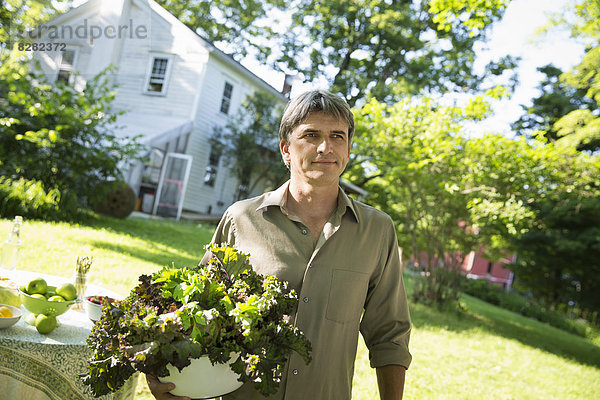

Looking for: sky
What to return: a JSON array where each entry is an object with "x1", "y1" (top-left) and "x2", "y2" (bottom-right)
[{"x1": 241, "y1": 0, "x2": 586, "y2": 137}]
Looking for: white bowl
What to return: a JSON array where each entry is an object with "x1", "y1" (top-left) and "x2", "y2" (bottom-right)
[
  {"x1": 84, "y1": 296, "x2": 120, "y2": 321},
  {"x1": 159, "y1": 354, "x2": 243, "y2": 398},
  {"x1": 84, "y1": 298, "x2": 103, "y2": 321},
  {"x1": 0, "y1": 304, "x2": 22, "y2": 329}
]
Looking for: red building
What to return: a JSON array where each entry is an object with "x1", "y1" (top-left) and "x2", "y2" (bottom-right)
[
  {"x1": 461, "y1": 249, "x2": 515, "y2": 289},
  {"x1": 412, "y1": 248, "x2": 515, "y2": 289}
]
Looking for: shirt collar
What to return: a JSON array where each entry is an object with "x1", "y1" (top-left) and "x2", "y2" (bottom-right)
[{"x1": 256, "y1": 180, "x2": 360, "y2": 223}]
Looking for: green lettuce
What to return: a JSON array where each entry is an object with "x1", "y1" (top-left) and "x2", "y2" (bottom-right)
[{"x1": 81, "y1": 244, "x2": 311, "y2": 397}]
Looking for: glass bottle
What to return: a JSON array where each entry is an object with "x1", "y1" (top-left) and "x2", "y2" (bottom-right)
[{"x1": 0, "y1": 216, "x2": 23, "y2": 271}]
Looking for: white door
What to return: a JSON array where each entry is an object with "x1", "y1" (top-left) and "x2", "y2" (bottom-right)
[{"x1": 153, "y1": 153, "x2": 193, "y2": 221}]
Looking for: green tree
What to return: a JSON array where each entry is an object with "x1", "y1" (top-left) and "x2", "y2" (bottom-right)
[
  {"x1": 537, "y1": 0, "x2": 600, "y2": 152},
  {"x1": 153, "y1": 0, "x2": 284, "y2": 58},
  {"x1": 154, "y1": 0, "x2": 516, "y2": 105},
  {"x1": 511, "y1": 192, "x2": 600, "y2": 313},
  {"x1": 555, "y1": 45, "x2": 600, "y2": 152},
  {"x1": 348, "y1": 88, "x2": 600, "y2": 310},
  {"x1": 346, "y1": 93, "x2": 502, "y2": 306},
  {"x1": 511, "y1": 64, "x2": 598, "y2": 151},
  {"x1": 210, "y1": 91, "x2": 288, "y2": 200},
  {"x1": 461, "y1": 124, "x2": 600, "y2": 316},
  {"x1": 0, "y1": 0, "x2": 68, "y2": 57},
  {"x1": 0, "y1": 59, "x2": 144, "y2": 212},
  {"x1": 276, "y1": 0, "x2": 514, "y2": 105},
  {"x1": 497, "y1": 0, "x2": 600, "y2": 317}
]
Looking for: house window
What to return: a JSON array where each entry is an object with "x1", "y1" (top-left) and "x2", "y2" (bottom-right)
[
  {"x1": 486, "y1": 261, "x2": 494, "y2": 275},
  {"x1": 220, "y1": 82, "x2": 233, "y2": 114},
  {"x1": 145, "y1": 55, "x2": 173, "y2": 95},
  {"x1": 203, "y1": 147, "x2": 221, "y2": 187},
  {"x1": 57, "y1": 49, "x2": 76, "y2": 84}
]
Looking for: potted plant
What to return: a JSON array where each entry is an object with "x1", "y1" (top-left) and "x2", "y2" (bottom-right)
[{"x1": 81, "y1": 244, "x2": 312, "y2": 398}]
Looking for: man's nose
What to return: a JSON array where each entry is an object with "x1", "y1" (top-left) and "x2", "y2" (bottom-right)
[{"x1": 317, "y1": 137, "x2": 332, "y2": 153}]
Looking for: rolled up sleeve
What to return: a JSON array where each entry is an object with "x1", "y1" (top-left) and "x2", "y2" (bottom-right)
[{"x1": 360, "y1": 217, "x2": 412, "y2": 369}]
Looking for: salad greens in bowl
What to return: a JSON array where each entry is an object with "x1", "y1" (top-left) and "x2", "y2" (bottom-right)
[{"x1": 81, "y1": 244, "x2": 312, "y2": 398}]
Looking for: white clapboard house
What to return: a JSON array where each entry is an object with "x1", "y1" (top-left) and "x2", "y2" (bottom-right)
[{"x1": 30, "y1": 0, "x2": 291, "y2": 220}]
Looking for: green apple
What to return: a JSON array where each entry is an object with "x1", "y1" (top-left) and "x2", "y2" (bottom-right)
[
  {"x1": 35, "y1": 314, "x2": 57, "y2": 334},
  {"x1": 45, "y1": 285, "x2": 57, "y2": 297},
  {"x1": 47, "y1": 295, "x2": 65, "y2": 302},
  {"x1": 31, "y1": 293, "x2": 46, "y2": 300},
  {"x1": 26, "y1": 278, "x2": 48, "y2": 295},
  {"x1": 56, "y1": 283, "x2": 77, "y2": 301}
]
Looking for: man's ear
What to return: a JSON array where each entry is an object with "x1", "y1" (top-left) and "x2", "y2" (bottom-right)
[{"x1": 280, "y1": 140, "x2": 291, "y2": 163}]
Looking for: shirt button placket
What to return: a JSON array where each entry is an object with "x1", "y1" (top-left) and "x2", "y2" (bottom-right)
[{"x1": 294, "y1": 225, "x2": 310, "y2": 387}]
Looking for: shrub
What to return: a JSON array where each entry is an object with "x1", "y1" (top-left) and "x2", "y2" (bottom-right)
[
  {"x1": 459, "y1": 274, "x2": 593, "y2": 338},
  {"x1": 0, "y1": 176, "x2": 83, "y2": 221},
  {"x1": 90, "y1": 181, "x2": 136, "y2": 219},
  {"x1": 460, "y1": 277, "x2": 503, "y2": 306},
  {"x1": 519, "y1": 301, "x2": 592, "y2": 338}
]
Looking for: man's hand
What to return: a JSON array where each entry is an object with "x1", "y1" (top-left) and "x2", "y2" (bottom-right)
[
  {"x1": 376, "y1": 364, "x2": 406, "y2": 400},
  {"x1": 146, "y1": 374, "x2": 191, "y2": 400}
]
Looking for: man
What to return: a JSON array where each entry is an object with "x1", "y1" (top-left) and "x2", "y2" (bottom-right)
[{"x1": 148, "y1": 89, "x2": 412, "y2": 399}]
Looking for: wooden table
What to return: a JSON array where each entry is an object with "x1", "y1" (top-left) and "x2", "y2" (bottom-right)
[{"x1": 0, "y1": 270, "x2": 138, "y2": 400}]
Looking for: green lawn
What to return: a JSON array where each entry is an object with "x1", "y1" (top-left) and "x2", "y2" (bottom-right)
[
  {"x1": 0, "y1": 215, "x2": 214, "y2": 296},
  {"x1": 2, "y1": 216, "x2": 599, "y2": 399}
]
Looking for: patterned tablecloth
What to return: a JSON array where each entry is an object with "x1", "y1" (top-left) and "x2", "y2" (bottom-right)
[{"x1": 0, "y1": 270, "x2": 139, "y2": 400}]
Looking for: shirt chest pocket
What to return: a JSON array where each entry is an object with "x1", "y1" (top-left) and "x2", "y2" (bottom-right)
[{"x1": 326, "y1": 269, "x2": 370, "y2": 324}]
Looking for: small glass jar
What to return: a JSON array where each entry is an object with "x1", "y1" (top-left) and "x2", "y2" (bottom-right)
[{"x1": 72, "y1": 271, "x2": 87, "y2": 310}]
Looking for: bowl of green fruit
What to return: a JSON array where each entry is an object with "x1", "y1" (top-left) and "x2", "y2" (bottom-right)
[{"x1": 19, "y1": 277, "x2": 80, "y2": 317}]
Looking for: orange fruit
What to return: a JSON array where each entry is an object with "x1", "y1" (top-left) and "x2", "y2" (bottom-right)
[{"x1": 0, "y1": 306, "x2": 12, "y2": 318}]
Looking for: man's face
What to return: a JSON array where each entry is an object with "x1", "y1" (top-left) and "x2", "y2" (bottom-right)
[{"x1": 280, "y1": 111, "x2": 351, "y2": 186}]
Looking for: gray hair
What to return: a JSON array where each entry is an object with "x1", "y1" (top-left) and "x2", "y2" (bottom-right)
[{"x1": 279, "y1": 89, "x2": 355, "y2": 146}]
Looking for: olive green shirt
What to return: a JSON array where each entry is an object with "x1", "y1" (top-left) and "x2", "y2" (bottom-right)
[{"x1": 213, "y1": 181, "x2": 411, "y2": 400}]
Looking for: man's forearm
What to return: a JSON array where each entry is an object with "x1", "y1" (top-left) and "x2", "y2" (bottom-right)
[{"x1": 376, "y1": 364, "x2": 406, "y2": 400}]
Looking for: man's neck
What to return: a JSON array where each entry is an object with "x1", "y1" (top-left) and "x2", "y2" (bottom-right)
[{"x1": 287, "y1": 179, "x2": 339, "y2": 223}]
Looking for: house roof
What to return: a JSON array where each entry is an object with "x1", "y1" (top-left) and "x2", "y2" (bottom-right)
[
  {"x1": 111, "y1": 112, "x2": 193, "y2": 147},
  {"x1": 340, "y1": 179, "x2": 369, "y2": 198}
]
